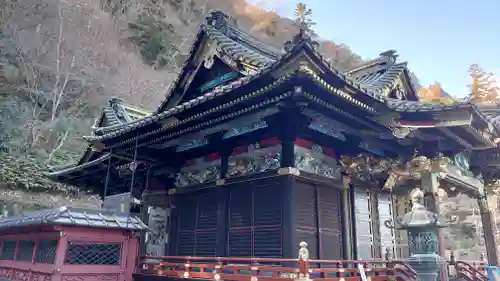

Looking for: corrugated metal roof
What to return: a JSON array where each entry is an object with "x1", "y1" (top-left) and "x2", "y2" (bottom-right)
[{"x1": 0, "y1": 206, "x2": 148, "y2": 231}]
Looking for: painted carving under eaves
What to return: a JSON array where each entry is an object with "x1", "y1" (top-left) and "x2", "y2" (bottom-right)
[
  {"x1": 175, "y1": 155, "x2": 221, "y2": 187},
  {"x1": 294, "y1": 138, "x2": 341, "y2": 180},
  {"x1": 340, "y1": 154, "x2": 394, "y2": 182},
  {"x1": 223, "y1": 120, "x2": 268, "y2": 139},
  {"x1": 303, "y1": 110, "x2": 351, "y2": 141},
  {"x1": 227, "y1": 138, "x2": 281, "y2": 177}
]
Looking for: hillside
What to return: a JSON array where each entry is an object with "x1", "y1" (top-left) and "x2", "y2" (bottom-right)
[
  {"x1": 0, "y1": 0, "x2": 486, "y2": 258},
  {"x1": 0, "y1": 0, "x2": 368, "y2": 206}
]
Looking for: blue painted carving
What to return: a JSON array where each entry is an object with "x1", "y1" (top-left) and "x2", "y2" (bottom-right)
[
  {"x1": 303, "y1": 110, "x2": 351, "y2": 141},
  {"x1": 226, "y1": 143, "x2": 281, "y2": 177},
  {"x1": 308, "y1": 122, "x2": 346, "y2": 141},
  {"x1": 453, "y1": 152, "x2": 470, "y2": 173},
  {"x1": 358, "y1": 142, "x2": 384, "y2": 156},
  {"x1": 176, "y1": 139, "x2": 208, "y2": 152},
  {"x1": 223, "y1": 120, "x2": 268, "y2": 139},
  {"x1": 199, "y1": 71, "x2": 239, "y2": 93},
  {"x1": 175, "y1": 157, "x2": 221, "y2": 187},
  {"x1": 294, "y1": 145, "x2": 341, "y2": 180}
]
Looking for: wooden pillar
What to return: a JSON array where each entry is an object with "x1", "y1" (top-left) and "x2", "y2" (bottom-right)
[
  {"x1": 139, "y1": 168, "x2": 150, "y2": 256},
  {"x1": 264, "y1": 100, "x2": 311, "y2": 168},
  {"x1": 216, "y1": 131, "x2": 230, "y2": 257},
  {"x1": 478, "y1": 195, "x2": 499, "y2": 266},
  {"x1": 265, "y1": 98, "x2": 310, "y2": 260},
  {"x1": 421, "y1": 172, "x2": 446, "y2": 257},
  {"x1": 341, "y1": 176, "x2": 354, "y2": 259},
  {"x1": 282, "y1": 175, "x2": 297, "y2": 263}
]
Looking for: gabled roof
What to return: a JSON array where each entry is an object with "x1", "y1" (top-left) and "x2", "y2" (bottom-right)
[
  {"x1": 346, "y1": 50, "x2": 419, "y2": 101},
  {"x1": 0, "y1": 206, "x2": 148, "y2": 231},
  {"x1": 155, "y1": 11, "x2": 281, "y2": 113},
  {"x1": 93, "y1": 97, "x2": 151, "y2": 136},
  {"x1": 477, "y1": 104, "x2": 500, "y2": 131},
  {"x1": 81, "y1": 31, "x2": 387, "y2": 144}
]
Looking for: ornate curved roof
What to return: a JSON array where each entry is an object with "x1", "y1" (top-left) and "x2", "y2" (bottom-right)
[
  {"x1": 155, "y1": 11, "x2": 281, "y2": 113},
  {"x1": 45, "y1": 11, "x2": 500, "y2": 191},
  {"x1": 93, "y1": 97, "x2": 151, "y2": 136},
  {"x1": 477, "y1": 104, "x2": 500, "y2": 130}
]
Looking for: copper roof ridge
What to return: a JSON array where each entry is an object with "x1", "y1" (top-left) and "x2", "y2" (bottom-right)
[{"x1": 205, "y1": 10, "x2": 281, "y2": 59}]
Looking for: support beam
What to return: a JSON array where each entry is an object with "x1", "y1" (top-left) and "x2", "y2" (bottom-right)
[
  {"x1": 265, "y1": 98, "x2": 311, "y2": 168},
  {"x1": 421, "y1": 172, "x2": 446, "y2": 257},
  {"x1": 342, "y1": 175, "x2": 354, "y2": 259},
  {"x1": 478, "y1": 192, "x2": 499, "y2": 266}
]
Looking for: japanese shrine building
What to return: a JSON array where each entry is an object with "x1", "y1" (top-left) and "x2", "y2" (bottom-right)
[{"x1": 46, "y1": 11, "x2": 500, "y2": 262}]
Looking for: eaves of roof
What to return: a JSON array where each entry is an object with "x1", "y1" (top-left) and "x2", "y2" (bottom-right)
[
  {"x1": 385, "y1": 99, "x2": 475, "y2": 112},
  {"x1": 46, "y1": 153, "x2": 112, "y2": 178},
  {"x1": 478, "y1": 105, "x2": 500, "y2": 126}
]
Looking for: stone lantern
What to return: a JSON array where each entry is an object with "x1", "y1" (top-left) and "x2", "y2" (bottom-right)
[{"x1": 385, "y1": 188, "x2": 448, "y2": 281}]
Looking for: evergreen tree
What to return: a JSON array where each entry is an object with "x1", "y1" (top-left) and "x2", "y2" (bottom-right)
[
  {"x1": 128, "y1": 16, "x2": 180, "y2": 69},
  {"x1": 294, "y1": 2, "x2": 316, "y2": 32},
  {"x1": 467, "y1": 64, "x2": 499, "y2": 104}
]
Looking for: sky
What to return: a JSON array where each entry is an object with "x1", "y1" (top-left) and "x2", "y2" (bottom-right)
[{"x1": 248, "y1": 0, "x2": 499, "y2": 97}]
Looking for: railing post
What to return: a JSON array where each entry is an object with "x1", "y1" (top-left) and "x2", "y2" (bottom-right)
[
  {"x1": 297, "y1": 241, "x2": 310, "y2": 281},
  {"x1": 385, "y1": 247, "x2": 391, "y2": 261}
]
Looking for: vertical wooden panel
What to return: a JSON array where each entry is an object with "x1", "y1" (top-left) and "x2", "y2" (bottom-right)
[
  {"x1": 392, "y1": 195, "x2": 410, "y2": 258},
  {"x1": 294, "y1": 181, "x2": 318, "y2": 259},
  {"x1": 228, "y1": 185, "x2": 252, "y2": 257},
  {"x1": 195, "y1": 192, "x2": 218, "y2": 256},
  {"x1": 254, "y1": 184, "x2": 282, "y2": 258},
  {"x1": 317, "y1": 186, "x2": 343, "y2": 260},
  {"x1": 377, "y1": 193, "x2": 396, "y2": 259},
  {"x1": 354, "y1": 188, "x2": 374, "y2": 259},
  {"x1": 174, "y1": 191, "x2": 221, "y2": 257},
  {"x1": 177, "y1": 195, "x2": 197, "y2": 256},
  {"x1": 228, "y1": 178, "x2": 283, "y2": 258},
  {"x1": 216, "y1": 188, "x2": 229, "y2": 257}
]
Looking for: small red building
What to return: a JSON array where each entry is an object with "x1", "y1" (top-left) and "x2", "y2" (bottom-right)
[{"x1": 0, "y1": 206, "x2": 148, "y2": 281}]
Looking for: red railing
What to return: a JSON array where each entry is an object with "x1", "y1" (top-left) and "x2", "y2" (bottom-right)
[
  {"x1": 137, "y1": 243, "x2": 417, "y2": 281},
  {"x1": 453, "y1": 261, "x2": 488, "y2": 281},
  {"x1": 448, "y1": 253, "x2": 488, "y2": 281}
]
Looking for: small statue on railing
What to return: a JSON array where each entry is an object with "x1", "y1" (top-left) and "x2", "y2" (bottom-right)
[{"x1": 297, "y1": 241, "x2": 310, "y2": 281}]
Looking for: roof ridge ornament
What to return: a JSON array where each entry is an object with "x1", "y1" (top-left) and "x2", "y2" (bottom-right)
[
  {"x1": 108, "y1": 96, "x2": 123, "y2": 106},
  {"x1": 379, "y1": 50, "x2": 398, "y2": 64},
  {"x1": 108, "y1": 96, "x2": 130, "y2": 122},
  {"x1": 283, "y1": 28, "x2": 319, "y2": 53},
  {"x1": 206, "y1": 10, "x2": 230, "y2": 31}
]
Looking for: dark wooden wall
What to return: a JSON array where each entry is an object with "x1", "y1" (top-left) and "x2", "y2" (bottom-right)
[
  {"x1": 167, "y1": 176, "x2": 345, "y2": 260},
  {"x1": 168, "y1": 176, "x2": 289, "y2": 258}
]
